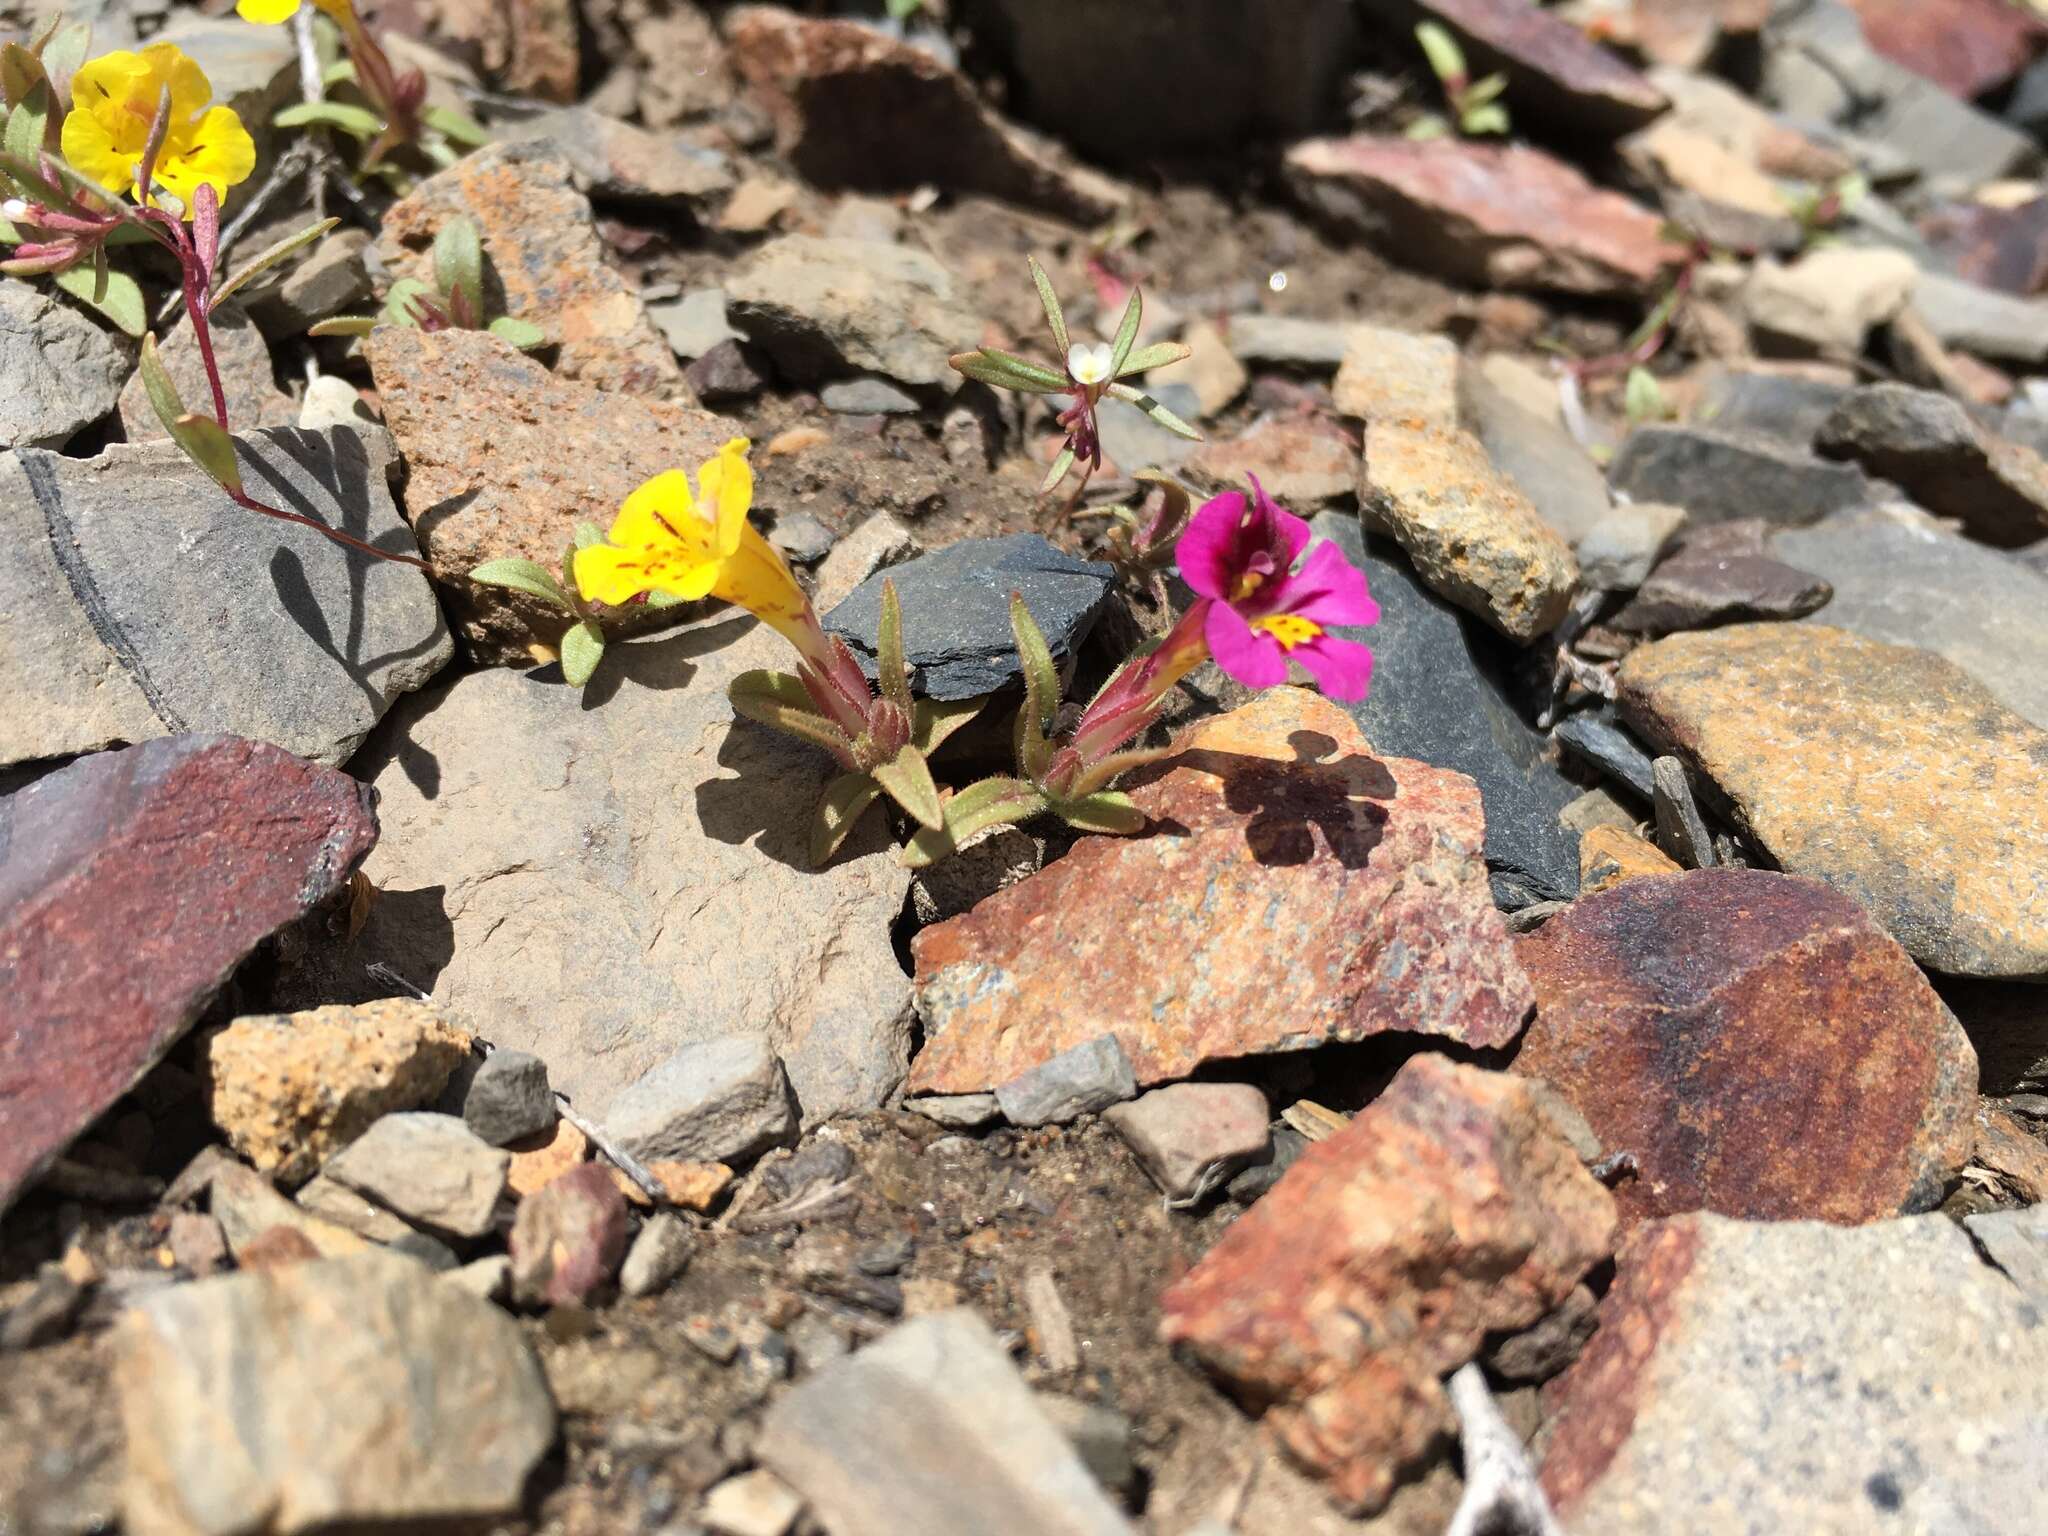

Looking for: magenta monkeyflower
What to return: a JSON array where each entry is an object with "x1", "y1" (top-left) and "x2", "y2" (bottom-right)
[{"x1": 1177, "y1": 477, "x2": 1379, "y2": 701}]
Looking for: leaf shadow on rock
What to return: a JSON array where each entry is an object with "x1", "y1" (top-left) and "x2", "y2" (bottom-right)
[
  {"x1": 1128, "y1": 728, "x2": 1398, "y2": 870},
  {"x1": 575, "y1": 612, "x2": 755, "y2": 708},
  {"x1": 267, "y1": 547, "x2": 450, "y2": 709},
  {"x1": 694, "y1": 720, "x2": 844, "y2": 873}
]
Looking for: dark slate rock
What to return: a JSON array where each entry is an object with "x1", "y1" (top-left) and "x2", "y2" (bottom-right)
[
  {"x1": 462, "y1": 1050, "x2": 556, "y2": 1147},
  {"x1": 1772, "y1": 506, "x2": 2048, "y2": 730},
  {"x1": 1693, "y1": 371, "x2": 1854, "y2": 449},
  {"x1": 2009, "y1": 53, "x2": 2048, "y2": 139},
  {"x1": 1316, "y1": 510, "x2": 1581, "y2": 908},
  {"x1": 685, "y1": 340, "x2": 767, "y2": 404},
  {"x1": 1814, "y1": 383, "x2": 2048, "y2": 549},
  {"x1": 1607, "y1": 425, "x2": 1880, "y2": 529},
  {"x1": 1612, "y1": 520, "x2": 1833, "y2": 633},
  {"x1": 824, "y1": 534, "x2": 1115, "y2": 701},
  {"x1": 1554, "y1": 706, "x2": 1656, "y2": 801}
]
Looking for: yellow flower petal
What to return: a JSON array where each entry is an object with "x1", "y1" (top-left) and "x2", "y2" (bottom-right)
[
  {"x1": 694, "y1": 437, "x2": 754, "y2": 561},
  {"x1": 574, "y1": 545, "x2": 652, "y2": 607},
  {"x1": 166, "y1": 105, "x2": 257, "y2": 210},
  {"x1": 710, "y1": 523, "x2": 817, "y2": 654},
  {"x1": 59, "y1": 102, "x2": 130, "y2": 196},
  {"x1": 236, "y1": 0, "x2": 304, "y2": 23},
  {"x1": 141, "y1": 42, "x2": 214, "y2": 123},
  {"x1": 609, "y1": 469, "x2": 705, "y2": 557},
  {"x1": 69, "y1": 49, "x2": 149, "y2": 113}
]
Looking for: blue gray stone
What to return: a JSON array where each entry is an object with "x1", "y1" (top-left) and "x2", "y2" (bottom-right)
[
  {"x1": 1314, "y1": 510, "x2": 1581, "y2": 908},
  {"x1": 1608, "y1": 425, "x2": 1881, "y2": 529},
  {"x1": 1693, "y1": 371, "x2": 1853, "y2": 449},
  {"x1": 1554, "y1": 707, "x2": 1657, "y2": 802},
  {"x1": 995, "y1": 1035, "x2": 1137, "y2": 1128},
  {"x1": 1097, "y1": 381, "x2": 1202, "y2": 475},
  {"x1": 824, "y1": 533, "x2": 1114, "y2": 701}
]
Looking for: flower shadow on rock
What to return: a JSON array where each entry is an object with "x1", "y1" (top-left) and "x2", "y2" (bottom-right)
[
  {"x1": 1130, "y1": 728, "x2": 1398, "y2": 869},
  {"x1": 570, "y1": 613, "x2": 756, "y2": 710}
]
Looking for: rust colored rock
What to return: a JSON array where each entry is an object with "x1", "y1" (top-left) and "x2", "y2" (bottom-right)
[
  {"x1": 0, "y1": 735, "x2": 378, "y2": 1214},
  {"x1": 1847, "y1": 0, "x2": 2046, "y2": 102},
  {"x1": 1285, "y1": 136, "x2": 1685, "y2": 298},
  {"x1": 1921, "y1": 196, "x2": 2048, "y2": 298},
  {"x1": 366, "y1": 326, "x2": 730, "y2": 663},
  {"x1": 1577, "y1": 824, "x2": 1678, "y2": 895},
  {"x1": 1188, "y1": 416, "x2": 1359, "y2": 506},
  {"x1": 509, "y1": 1161, "x2": 630, "y2": 1308},
  {"x1": 724, "y1": 5, "x2": 1127, "y2": 225},
  {"x1": 1618, "y1": 624, "x2": 2048, "y2": 979},
  {"x1": 376, "y1": 140, "x2": 681, "y2": 398},
  {"x1": 1515, "y1": 869, "x2": 1976, "y2": 1230},
  {"x1": 1365, "y1": 0, "x2": 1668, "y2": 138},
  {"x1": 1159, "y1": 1054, "x2": 1616, "y2": 1514},
  {"x1": 908, "y1": 690, "x2": 1535, "y2": 1096}
]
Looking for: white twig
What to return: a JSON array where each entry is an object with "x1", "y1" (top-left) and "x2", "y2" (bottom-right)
[{"x1": 1444, "y1": 1363, "x2": 1564, "y2": 1536}]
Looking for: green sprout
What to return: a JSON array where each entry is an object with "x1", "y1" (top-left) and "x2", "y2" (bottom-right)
[
  {"x1": 1410, "y1": 22, "x2": 1510, "y2": 140},
  {"x1": 310, "y1": 216, "x2": 545, "y2": 349}
]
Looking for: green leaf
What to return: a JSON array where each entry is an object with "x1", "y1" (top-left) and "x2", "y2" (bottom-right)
[
  {"x1": 573, "y1": 521, "x2": 605, "y2": 551},
  {"x1": 1416, "y1": 20, "x2": 1467, "y2": 85},
  {"x1": 2, "y1": 43, "x2": 46, "y2": 111},
  {"x1": 1048, "y1": 789, "x2": 1147, "y2": 836},
  {"x1": 728, "y1": 673, "x2": 858, "y2": 763},
  {"x1": 914, "y1": 697, "x2": 983, "y2": 756},
  {"x1": 321, "y1": 60, "x2": 359, "y2": 88},
  {"x1": 39, "y1": 22, "x2": 91, "y2": 110},
  {"x1": 872, "y1": 747, "x2": 944, "y2": 832},
  {"x1": 137, "y1": 332, "x2": 186, "y2": 437},
  {"x1": 1115, "y1": 340, "x2": 1190, "y2": 378},
  {"x1": 1008, "y1": 592, "x2": 1061, "y2": 779},
  {"x1": 1108, "y1": 284, "x2": 1143, "y2": 378},
  {"x1": 53, "y1": 262, "x2": 144, "y2": 336},
  {"x1": 1464, "y1": 72, "x2": 1508, "y2": 107},
  {"x1": 1038, "y1": 444, "x2": 1077, "y2": 495},
  {"x1": 950, "y1": 347, "x2": 1069, "y2": 395},
  {"x1": 487, "y1": 314, "x2": 546, "y2": 351},
  {"x1": 1027, "y1": 253, "x2": 1070, "y2": 360},
  {"x1": 307, "y1": 315, "x2": 377, "y2": 337},
  {"x1": 1071, "y1": 745, "x2": 1176, "y2": 798},
  {"x1": 5, "y1": 85, "x2": 49, "y2": 161},
  {"x1": 1461, "y1": 102, "x2": 1510, "y2": 136},
  {"x1": 382, "y1": 277, "x2": 433, "y2": 328},
  {"x1": 213, "y1": 216, "x2": 340, "y2": 306},
  {"x1": 877, "y1": 579, "x2": 913, "y2": 714},
  {"x1": 1624, "y1": 365, "x2": 1667, "y2": 426},
  {"x1": 469, "y1": 557, "x2": 573, "y2": 609},
  {"x1": 432, "y1": 217, "x2": 483, "y2": 319},
  {"x1": 560, "y1": 619, "x2": 605, "y2": 687},
  {"x1": 421, "y1": 104, "x2": 492, "y2": 149},
  {"x1": 274, "y1": 100, "x2": 383, "y2": 139},
  {"x1": 900, "y1": 777, "x2": 1044, "y2": 869},
  {"x1": 171, "y1": 412, "x2": 244, "y2": 493},
  {"x1": 1105, "y1": 381, "x2": 1202, "y2": 441},
  {"x1": 811, "y1": 773, "x2": 887, "y2": 867}
]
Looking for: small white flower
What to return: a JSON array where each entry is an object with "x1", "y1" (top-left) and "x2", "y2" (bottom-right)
[
  {"x1": 2, "y1": 198, "x2": 29, "y2": 222},
  {"x1": 1066, "y1": 341, "x2": 1115, "y2": 387}
]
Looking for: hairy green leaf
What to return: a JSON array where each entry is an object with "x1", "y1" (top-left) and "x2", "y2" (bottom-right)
[
  {"x1": 171, "y1": 412, "x2": 244, "y2": 493},
  {"x1": 1038, "y1": 444, "x2": 1077, "y2": 496},
  {"x1": 1, "y1": 44, "x2": 45, "y2": 112},
  {"x1": 573, "y1": 521, "x2": 605, "y2": 551},
  {"x1": 274, "y1": 100, "x2": 383, "y2": 139},
  {"x1": 382, "y1": 277, "x2": 433, "y2": 328},
  {"x1": 307, "y1": 315, "x2": 377, "y2": 337},
  {"x1": 1464, "y1": 72, "x2": 1508, "y2": 107},
  {"x1": 1624, "y1": 365, "x2": 1665, "y2": 426},
  {"x1": 559, "y1": 619, "x2": 605, "y2": 687},
  {"x1": 1416, "y1": 20, "x2": 1467, "y2": 85},
  {"x1": 872, "y1": 747, "x2": 944, "y2": 831},
  {"x1": 1071, "y1": 745, "x2": 1176, "y2": 798},
  {"x1": 1108, "y1": 284, "x2": 1143, "y2": 377},
  {"x1": 421, "y1": 104, "x2": 492, "y2": 149},
  {"x1": 1105, "y1": 381, "x2": 1202, "y2": 441},
  {"x1": 5, "y1": 85, "x2": 49, "y2": 161},
  {"x1": 900, "y1": 777, "x2": 1044, "y2": 869},
  {"x1": 53, "y1": 261, "x2": 143, "y2": 335},
  {"x1": 1461, "y1": 101, "x2": 1510, "y2": 136},
  {"x1": 914, "y1": 696, "x2": 983, "y2": 756},
  {"x1": 1115, "y1": 340, "x2": 1190, "y2": 378},
  {"x1": 729, "y1": 668, "x2": 821, "y2": 715},
  {"x1": 213, "y1": 216, "x2": 340, "y2": 306},
  {"x1": 433, "y1": 216, "x2": 483, "y2": 319},
  {"x1": 877, "y1": 578, "x2": 913, "y2": 714},
  {"x1": 1049, "y1": 789, "x2": 1147, "y2": 836},
  {"x1": 950, "y1": 347, "x2": 1068, "y2": 394},
  {"x1": 321, "y1": 59, "x2": 358, "y2": 88},
  {"x1": 137, "y1": 332, "x2": 186, "y2": 437},
  {"x1": 487, "y1": 314, "x2": 546, "y2": 351},
  {"x1": 1008, "y1": 591, "x2": 1061, "y2": 779},
  {"x1": 469, "y1": 557, "x2": 573, "y2": 609},
  {"x1": 39, "y1": 22, "x2": 88, "y2": 112},
  {"x1": 1027, "y1": 253, "x2": 1070, "y2": 359},
  {"x1": 811, "y1": 773, "x2": 888, "y2": 867}
]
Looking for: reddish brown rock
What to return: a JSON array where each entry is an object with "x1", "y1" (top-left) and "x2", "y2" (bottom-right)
[
  {"x1": 1847, "y1": 0, "x2": 2046, "y2": 102},
  {"x1": 0, "y1": 736, "x2": 378, "y2": 1214},
  {"x1": 1285, "y1": 136, "x2": 1684, "y2": 298},
  {"x1": 1369, "y1": 0, "x2": 1668, "y2": 137},
  {"x1": 724, "y1": 5, "x2": 1127, "y2": 225},
  {"x1": 509, "y1": 1162, "x2": 630, "y2": 1308},
  {"x1": 376, "y1": 140, "x2": 681, "y2": 398},
  {"x1": 1514, "y1": 869, "x2": 1977, "y2": 1230},
  {"x1": 1159, "y1": 1054, "x2": 1616, "y2": 1514},
  {"x1": 1187, "y1": 416, "x2": 1359, "y2": 505},
  {"x1": 1600, "y1": 0, "x2": 1771, "y2": 72},
  {"x1": 1921, "y1": 196, "x2": 2048, "y2": 298},
  {"x1": 908, "y1": 690, "x2": 1535, "y2": 1096},
  {"x1": 365, "y1": 326, "x2": 729, "y2": 664}
]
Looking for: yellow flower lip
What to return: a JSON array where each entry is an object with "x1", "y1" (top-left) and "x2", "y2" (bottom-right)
[{"x1": 59, "y1": 43, "x2": 255, "y2": 218}]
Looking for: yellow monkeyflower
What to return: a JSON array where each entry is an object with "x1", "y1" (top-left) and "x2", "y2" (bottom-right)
[
  {"x1": 236, "y1": 0, "x2": 359, "y2": 26},
  {"x1": 575, "y1": 439, "x2": 825, "y2": 661},
  {"x1": 61, "y1": 44, "x2": 255, "y2": 217}
]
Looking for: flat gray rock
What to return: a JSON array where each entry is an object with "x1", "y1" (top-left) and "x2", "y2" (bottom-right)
[
  {"x1": 825, "y1": 533, "x2": 1114, "y2": 701},
  {"x1": 1911, "y1": 272, "x2": 2048, "y2": 366},
  {"x1": 757, "y1": 1308, "x2": 1132, "y2": 1536},
  {"x1": 1964, "y1": 1205, "x2": 2048, "y2": 1297},
  {"x1": 649, "y1": 288, "x2": 742, "y2": 360},
  {"x1": 114, "y1": 1249, "x2": 554, "y2": 1536},
  {"x1": 1098, "y1": 381, "x2": 1203, "y2": 475},
  {"x1": 321, "y1": 1112, "x2": 509, "y2": 1240},
  {"x1": 1772, "y1": 506, "x2": 2048, "y2": 730},
  {"x1": 0, "y1": 278, "x2": 129, "y2": 450},
  {"x1": 1543, "y1": 1212, "x2": 2048, "y2": 1535},
  {"x1": 1814, "y1": 383, "x2": 2048, "y2": 548},
  {"x1": 1607, "y1": 425, "x2": 1881, "y2": 529},
  {"x1": 604, "y1": 1034, "x2": 799, "y2": 1164},
  {"x1": 1103, "y1": 1083, "x2": 1270, "y2": 1202},
  {"x1": 1, "y1": 427, "x2": 450, "y2": 770},
  {"x1": 1692, "y1": 370, "x2": 1853, "y2": 448},
  {"x1": 462, "y1": 1050, "x2": 555, "y2": 1148},
  {"x1": 995, "y1": 1035, "x2": 1138, "y2": 1128},
  {"x1": 728, "y1": 235, "x2": 977, "y2": 389},
  {"x1": 1460, "y1": 361, "x2": 1611, "y2": 546},
  {"x1": 281, "y1": 608, "x2": 916, "y2": 1126},
  {"x1": 1317, "y1": 510, "x2": 1581, "y2": 907}
]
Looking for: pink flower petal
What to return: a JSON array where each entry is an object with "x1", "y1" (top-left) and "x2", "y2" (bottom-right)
[
  {"x1": 1204, "y1": 597, "x2": 1289, "y2": 690},
  {"x1": 1177, "y1": 492, "x2": 1246, "y2": 599},
  {"x1": 1247, "y1": 474, "x2": 1311, "y2": 570},
  {"x1": 1273, "y1": 538, "x2": 1380, "y2": 629},
  {"x1": 1294, "y1": 634, "x2": 1375, "y2": 702}
]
